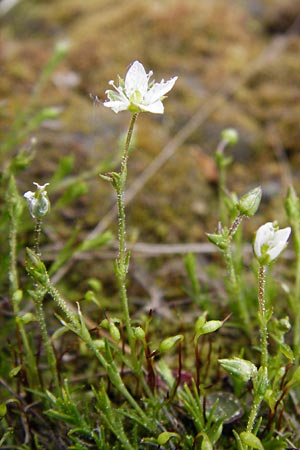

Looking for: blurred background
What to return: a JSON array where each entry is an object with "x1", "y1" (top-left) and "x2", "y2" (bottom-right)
[{"x1": 1, "y1": 0, "x2": 300, "y2": 302}]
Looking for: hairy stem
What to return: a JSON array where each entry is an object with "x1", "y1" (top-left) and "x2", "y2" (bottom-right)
[
  {"x1": 34, "y1": 292, "x2": 60, "y2": 393},
  {"x1": 246, "y1": 265, "x2": 269, "y2": 434},
  {"x1": 115, "y1": 113, "x2": 139, "y2": 370},
  {"x1": 223, "y1": 214, "x2": 250, "y2": 328}
]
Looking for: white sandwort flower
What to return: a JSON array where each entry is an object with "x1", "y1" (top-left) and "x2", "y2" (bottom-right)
[
  {"x1": 24, "y1": 182, "x2": 50, "y2": 219},
  {"x1": 103, "y1": 60, "x2": 178, "y2": 114},
  {"x1": 253, "y1": 222, "x2": 291, "y2": 265}
]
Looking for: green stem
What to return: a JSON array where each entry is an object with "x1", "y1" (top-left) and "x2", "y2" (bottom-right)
[
  {"x1": 223, "y1": 215, "x2": 250, "y2": 328},
  {"x1": 47, "y1": 282, "x2": 80, "y2": 331},
  {"x1": 246, "y1": 265, "x2": 269, "y2": 434},
  {"x1": 8, "y1": 182, "x2": 40, "y2": 388},
  {"x1": 246, "y1": 393, "x2": 262, "y2": 434},
  {"x1": 34, "y1": 293, "x2": 60, "y2": 393},
  {"x1": 292, "y1": 222, "x2": 300, "y2": 362},
  {"x1": 115, "y1": 113, "x2": 139, "y2": 370},
  {"x1": 215, "y1": 141, "x2": 227, "y2": 225},
  {"x1": 258, "y1": 265, "x2": 268, "y2": 369},
  {"x1": 47, "y1": 276, "x2": 152, "y2": 426},
  {"x1": 9, "y1": 209, "x2": 19, "y2": 295},
  {"x1": 86, "y1": 336, "x2": 152, "y2": 428},
  {"x1": 34, "y1": 218, "x2": 42, "y2": 257}
]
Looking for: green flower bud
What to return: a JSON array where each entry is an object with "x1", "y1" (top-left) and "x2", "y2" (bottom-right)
[
  {"x1": 25, "y1": 248, "x2": 49, "y2": 284},
  {"x1": 19, "y1": 312, "x2": 36, "y2": 325},
  {"x1": 133, "y1": 326, "x2": 145, "y2": 341},
  {"x1": 219, "y1": 357, "x2": 257, "y2": 383},
  {"x1": 237, "y1": 186, "x2": 262, "y2": 217},
  {"x1": 158, "y1": 334, "x2": 183, "y2": 353},
  {"x1": 93, "y1": 339, "x2": 105, "y2": 351},
  {"x1": 109, "y1": 322, "x2": 120, "y2": 343},
  {"x1": 278, "y1": 316, "x2": 291, "y2": 332},
  {"x1": 285, "y1": 185, "x2": 300, "y2": 223},
  {"x1": 221, "y1": 128, "x2": 238, "y2": 146},
  {"x1": 195, "y1": 320, "x2": 223, "y2": 339},
  {"x1": 206, "y1": 232, "x2": 228, "y2": 250}
]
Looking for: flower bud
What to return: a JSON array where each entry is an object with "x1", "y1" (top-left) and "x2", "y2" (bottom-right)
[
  {"x1": 237, "y1": 186, "x2": 262, "y2": 217},
  {"x1": 195, "y1": 319, "x2": 223, "y2": 339},
  {"x1": 219, "y1": 357, "x2": 257, "y2": 383},
  {"x1": 93, "y1": 339, "x2": 105, "y2": 351},
  {"x1": 158, "y1": 335, "x2": 183, "y2": 353},
  {"x1": 24, "y1": 182, "x2": 50, "y2": 219},
  {"x1": 25, "y1": 248, "x2": 48, "y2": 284},
  {"x1": 285, "y1": 185, "x2": 300, "y2": 223},
  {"x1": 133, "y1": 326, "x2": 145, "y2": 341},
  {"x1": 109, "y1": 322, "x2": 120, "y2": 343},
  {"x1": 221, "y1": 128, "x2": 238, "y2": 146},
  {"x1": 206, "y1": 232, "x2": 228, "y2": 250}
]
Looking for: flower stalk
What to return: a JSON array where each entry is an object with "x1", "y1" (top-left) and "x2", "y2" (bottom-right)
[
  {"x1": 114, "y1": 113, "x2": 139, "y2": 372},
  {"x1": 102, "y1": 61, "x2": 177, "y2": 379},
  {"x1": 246, "y1": 221, "x2": 291, "y2": 433}
]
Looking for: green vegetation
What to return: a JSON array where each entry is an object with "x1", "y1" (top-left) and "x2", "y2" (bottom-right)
[{"x1": 1, "y1": 2, "x2": 300, "y2": 448}]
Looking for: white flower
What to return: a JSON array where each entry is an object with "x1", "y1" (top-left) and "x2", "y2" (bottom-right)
[
  {"x1": 24, "y1": 182, "x2": 50, "y2": 219},
  {"x1": 103, "y1": 60, "x2": 178, "y2": 114},
  {"x1": 253, "y1": 222, "x2": 291, "y2": 265}
]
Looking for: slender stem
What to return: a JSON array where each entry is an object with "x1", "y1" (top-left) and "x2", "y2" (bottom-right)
[
  {"x1": 34, "y1": 218, "x2": 42, "y2": 257},
  {"x1": 8, "y1": 184, "x2": 40, "y2": 388},
  {"x1": 35, "y1": 293, "x2": 60, "y2": 393},
  {"x1": 228, "y1": 214, "x2": 244, "y2": 239},
  {"x1": 84, "y1": 332, "x2": 152, "y2": 428},
  {"x1": 47, "y1": 283, "x2": 80, "y2": 331},
  {"x1": 115, "y1": 113, "x2": 139, "y2": 370},
  {"x1": 9, "y1": 210, "x2": 19, "y2": 295},
  {"x1": 246, "y1": 394, "x2": 262, "y2": 433},
  {"x1": 258, "y1": 265, "x2": 268, "y2": 368},
  {"x1": 121, "y1": 113, "x2": 138, "y2": 174},
  {"x1": 292, "y1": 223, "x2": 300, "y2": 362},
  {"x1": 246, "y1": 265, "x2": 269, "y2": 434},
  {"x1": 223, "y1": 214, "x2": 250, "y2": 328},
  {"x1": 215, "y1": 140, "x2": 227, "y2": 225}
]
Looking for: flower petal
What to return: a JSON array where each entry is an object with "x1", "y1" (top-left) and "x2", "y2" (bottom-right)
[
  {"x1": 254, "y1": 222, "x2": 273, "y2": 258},
  {"x1": 268, "y1": 227, "x2": 291, "y2": 261},
  {"x1": 138, "y1": 100, "x2": 164, "y2": 114},
  {"x1": 268, "y1": 243, "x2": 286, "y2": 261},
  {"x1": 275, "y1": 227, "x2": 291, "y2": 244},
  {"x1": 144, "y1": 77, "x2": 178, "y2": 104},
  {"x1": 103, "y1": 99, "x2": 129, "y2": 113},
  {"x1": 125, "y1": 61, "x2": 148, "y2": 97}
]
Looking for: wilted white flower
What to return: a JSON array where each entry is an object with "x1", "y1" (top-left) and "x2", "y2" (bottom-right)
[
  {"x1": 103, "y1": 60, "x2": 177, "y2": 114},
  {"x1": 253, "y1": 222, "x2": 291, "y2": 265},
  {"x1": 24, "y1": 182, "x2": 50, "y2": 219}
]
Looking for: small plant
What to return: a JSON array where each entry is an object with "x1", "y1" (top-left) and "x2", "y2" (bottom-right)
[{"x1": 0, "y1": 60, "x2": 299, "y2": 450}]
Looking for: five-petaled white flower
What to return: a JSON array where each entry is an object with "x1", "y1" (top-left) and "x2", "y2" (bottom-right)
[
  {"x1": 103, "y1": 60, "x2": 178, "y2": 114},
  {"x1": 24, "y1": 182, "x2": 50, "y2": 220},
  {"x1": 253, "y1": 222, "x2": 291, "y2": 265}
]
